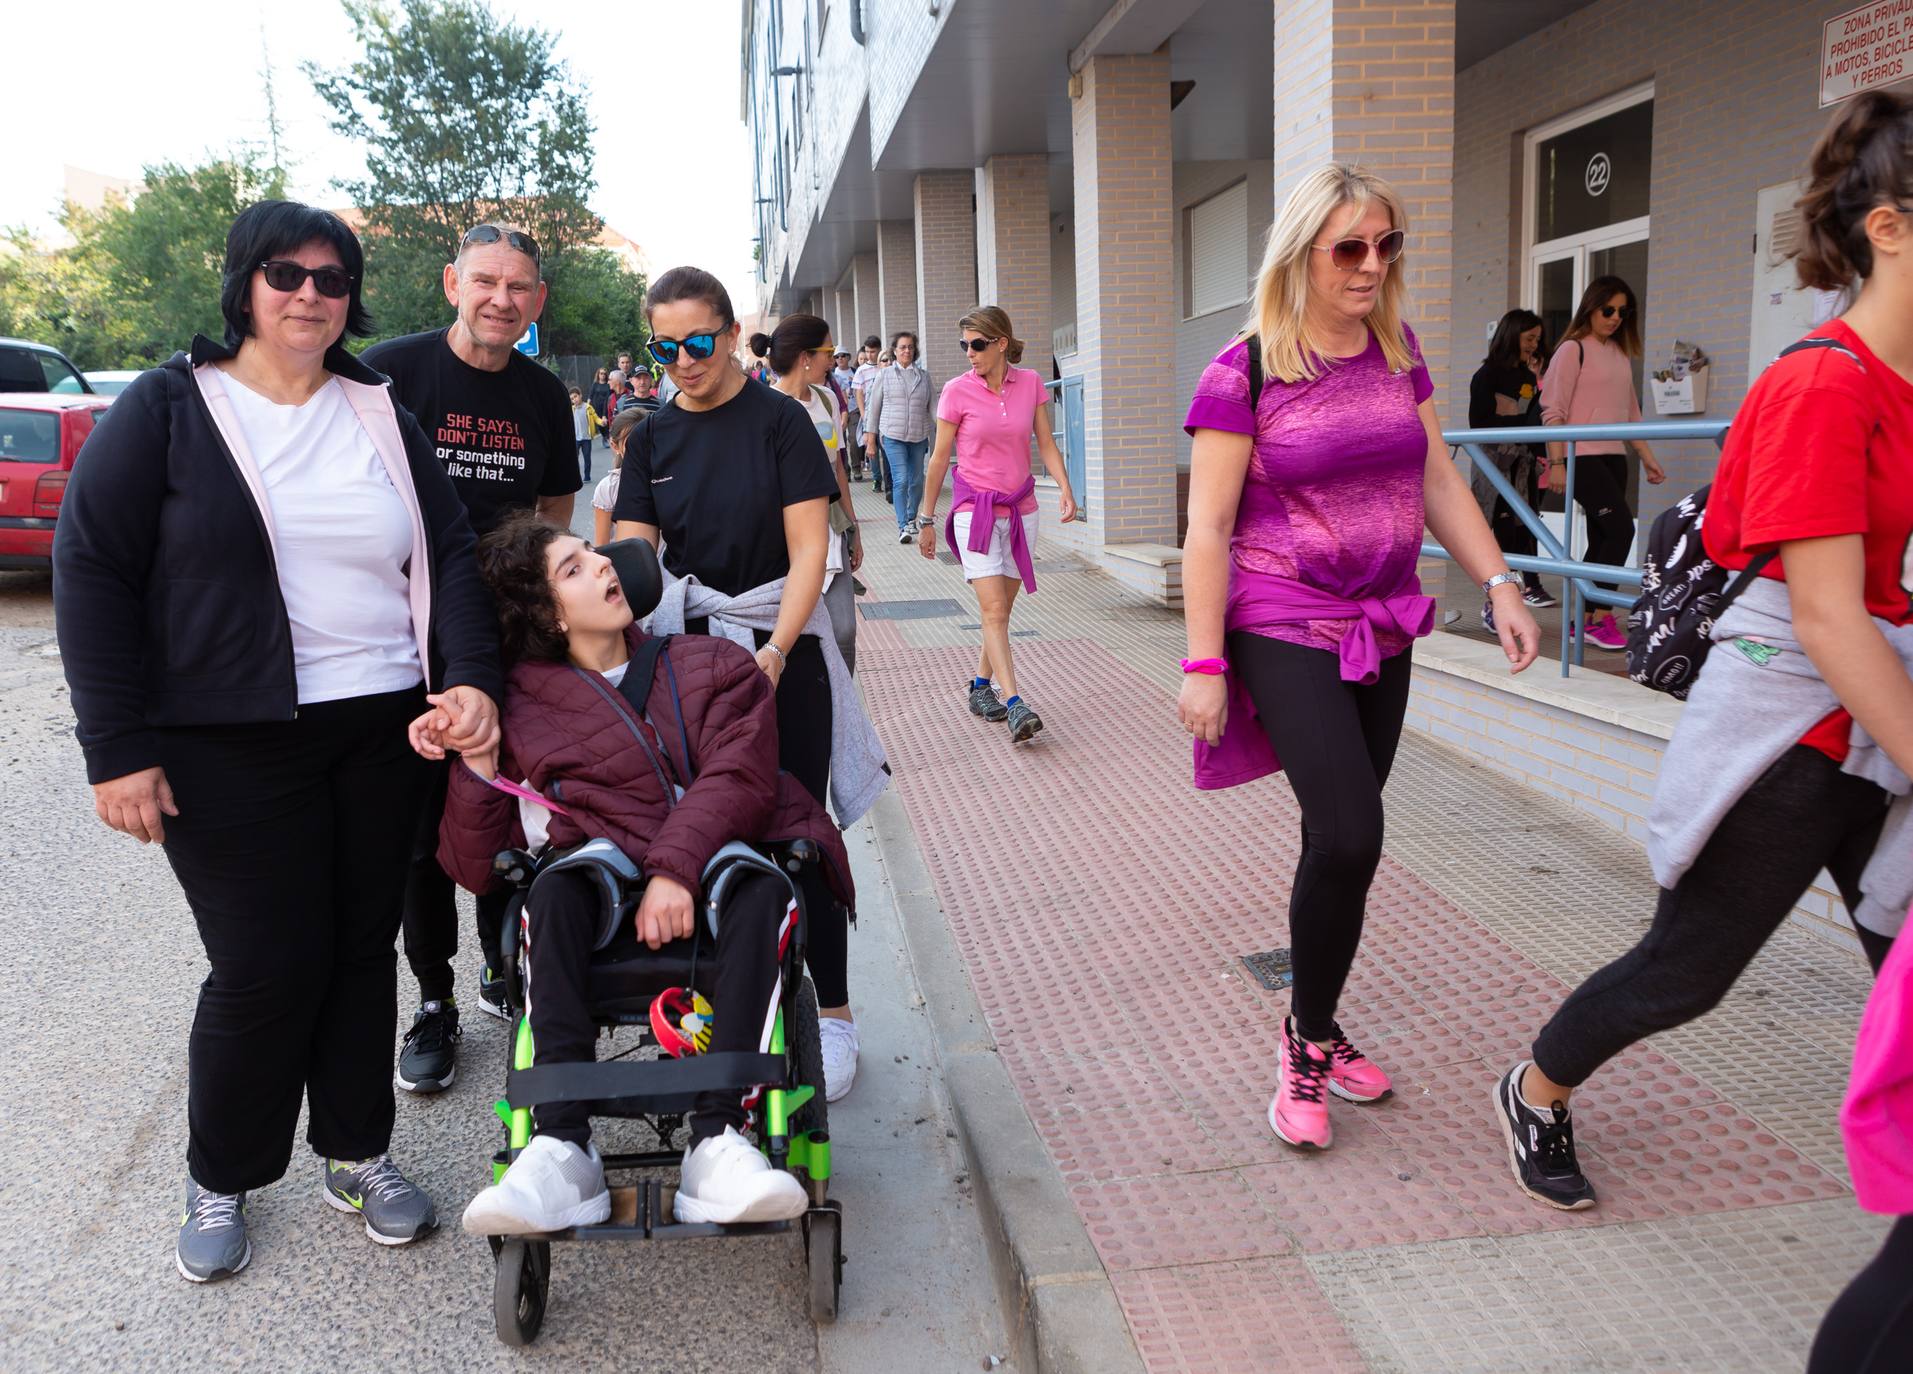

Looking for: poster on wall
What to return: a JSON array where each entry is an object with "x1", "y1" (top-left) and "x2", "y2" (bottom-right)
[{"x1": 1822, "y1": 0, "x2": 1913, "y2": 107}]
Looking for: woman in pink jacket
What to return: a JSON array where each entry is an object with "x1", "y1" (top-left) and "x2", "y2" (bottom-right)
[{"x1": 1537, "y1": 275, "x2": 1667, "y2": 650}]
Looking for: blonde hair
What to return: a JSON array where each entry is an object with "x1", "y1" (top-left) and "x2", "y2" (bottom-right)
[
  {"x1": 1247, "y1": 164, "x2": 1415, "y2": 384},
  {"x1": 957, "y1": 305, "x2": 1026, "y2": 365}
]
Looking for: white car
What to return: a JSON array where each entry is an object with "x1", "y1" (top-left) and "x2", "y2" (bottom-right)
[{"x1": 82, "y1": 370, "x2": 143, "y2": 399}]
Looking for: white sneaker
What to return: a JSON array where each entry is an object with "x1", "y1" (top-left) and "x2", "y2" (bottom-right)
[
  {"x1": 673, "y1": 1127, "x2": 808, "y2": 1224},
  {"x1": 819, "y1": 1015, "x2": 860, "y2": 1102},
  {"x1": 461, "y1": 1136, "x2": 611, "y2": 1236}
]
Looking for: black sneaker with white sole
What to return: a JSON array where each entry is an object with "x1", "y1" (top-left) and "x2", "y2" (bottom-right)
[
  {"x1": 1522, "y1": 579, "x2": 1558, "y2": 609},
  {"x1": 396, "y1": 1000, "x2": 460, "y2": 1093},
  {"x1": 476, "y1": 966, "x2": 511, "y2": 1021},
  {"x1": 1494, "y1": 1062, "x2": 1596, "y2": 1210}
]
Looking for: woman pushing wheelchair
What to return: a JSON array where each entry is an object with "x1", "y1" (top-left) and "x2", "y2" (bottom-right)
[{"x1": 414, "y1": 511, "x2": 854, "y2": 1235}]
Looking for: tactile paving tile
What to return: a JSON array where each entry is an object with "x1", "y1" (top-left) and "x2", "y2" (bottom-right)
[
  {"x1": 1070, "y1": 1170, "x2": 1294, "y2": 1271},
  {"x1": 1110, "y1": 1258, "x2": 1368, "y2": 1374},
  {"x1": 1244, "y1": 1153, "x2": 1484, "y2": 1253}
]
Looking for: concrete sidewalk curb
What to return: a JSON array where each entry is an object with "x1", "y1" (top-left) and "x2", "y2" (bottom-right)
[{"x1": 865, "y1": 788, "x2": 1145, "y2": 1374}]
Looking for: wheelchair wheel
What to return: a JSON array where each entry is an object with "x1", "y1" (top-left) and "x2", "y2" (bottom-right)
[
  {"x1": 805, "y1": 1208, "x2": 842, "y2": 1323},
  {"x1": 792, "y1": 977, "x2": 828, "y2": 1141},
  {"x1": 493, "y1": 1238, "x2": 551, "y2": 1346}
]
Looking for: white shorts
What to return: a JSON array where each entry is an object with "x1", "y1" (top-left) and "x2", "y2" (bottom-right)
[{"x1": 951, "y1": 509, "x2": 1039, "y2": 582}]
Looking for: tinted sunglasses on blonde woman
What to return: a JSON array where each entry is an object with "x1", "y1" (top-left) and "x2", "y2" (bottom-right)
[{"x1": 1311, "y1": 228, "x2": 1406, "y2": 271}]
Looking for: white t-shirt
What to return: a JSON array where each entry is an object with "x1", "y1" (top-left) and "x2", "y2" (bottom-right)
[
  {"x1": 592, "y1": 468, "x2": 622, "y2": 513},
  {"x1": 219, "y1": 374, "x2": 421, "y2": 704}
]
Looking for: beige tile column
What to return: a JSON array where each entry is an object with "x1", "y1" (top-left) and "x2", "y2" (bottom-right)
[
  {"x1": 876, "y1": 221, "x2": 918, "y2": 345},
  {"x1": 1272, "y1": 0, "x2": 1455, "y2": 401},
  {"x1": 975, "y1": 153, "x2": 1054, "y2": 383},
  {"x1": 851, "y1": 250, "x2": 881, "y2": 347},
  {"x1": 1072, "y1": 49, "x2": 1177, "y2": 552},
  {"x1": 913, "y1": 171, "x2": 978, "y2": 387}
]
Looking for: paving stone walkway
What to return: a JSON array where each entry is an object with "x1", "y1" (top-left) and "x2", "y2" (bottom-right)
[{"x1": 847, "y1": 485, "x2": 1885, "y2": 1373}]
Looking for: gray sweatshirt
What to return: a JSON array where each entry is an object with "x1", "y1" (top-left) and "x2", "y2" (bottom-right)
[{"x1": 1647, "y1": 578, "x2": 1913, "y2": 937}]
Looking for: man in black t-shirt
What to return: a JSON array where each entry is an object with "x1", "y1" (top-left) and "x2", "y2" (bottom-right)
[{"x1": 363, "y1": 222, "x2": 581, "y2": 1095}]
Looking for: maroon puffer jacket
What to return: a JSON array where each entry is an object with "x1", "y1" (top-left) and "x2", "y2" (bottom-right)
[{"x1": 438, "y1": 627, "x2": 853, "y2": 912}]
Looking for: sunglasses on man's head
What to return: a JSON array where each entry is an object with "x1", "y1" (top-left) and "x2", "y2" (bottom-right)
[
  {"x1": 258, "y1": 259, "x2": 355, "y2": 298},
  {"x1": 461, "y1": 224, "x2": 542, "y2": 264},
  {"x1": 958, "y1": 336, "x2": 999, "y2": 353},
  {"x1": 1311, "y1": 228, "x2": 1406, "y2": 271},
  {"x1": 647, "y1": 330, "x2": 724, "y2": 365},
  {"x1": 1598, "y1": 304, "x2": 1634, "y2": 320}
]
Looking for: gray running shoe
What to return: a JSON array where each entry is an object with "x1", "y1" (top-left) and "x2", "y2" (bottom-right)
[
  {"x1": 324, "y1": 1155, "x2": 439, "y2": 1246},
  {"x1": 967, "y1": 681, "x2": 1008, "y2": 722},
  {"x1": 177, "y1": 1179, "x2": 250, "y2": 1283},
  {"x1": 1005, "y1": 697, "x2": 1044, "y2": 743}
]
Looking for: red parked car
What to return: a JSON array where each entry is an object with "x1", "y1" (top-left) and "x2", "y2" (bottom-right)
[{"x1": 0, "y1": 393, "x2": 112, "y2": 569}]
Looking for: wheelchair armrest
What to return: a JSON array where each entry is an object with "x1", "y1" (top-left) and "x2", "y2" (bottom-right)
[{"x1": 493, "y1": 848, "x2": 539, "y2": 889}]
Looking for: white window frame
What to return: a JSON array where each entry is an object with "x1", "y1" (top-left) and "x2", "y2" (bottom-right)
[
  {"x1": 1521, "y1": 81, "x2": 1654, "y2": 315},
  {"x1": 1183, "y1": 179, "x2": 1251, "y2": 322}
]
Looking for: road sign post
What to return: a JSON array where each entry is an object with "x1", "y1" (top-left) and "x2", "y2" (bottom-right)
[{"x1": 514, "y1": 323, "x2": 541, "y2": 357}]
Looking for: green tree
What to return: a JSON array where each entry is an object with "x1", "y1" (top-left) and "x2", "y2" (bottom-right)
[
  {"x1": 541, "y1": 249, "x2": 647, "y2": 359},
  {"x1": 306, "y1": 0, "x2": 618, "y2": 349},
  {"x1": 0, "y1": 155, "x2": 286, "y2": 370}
]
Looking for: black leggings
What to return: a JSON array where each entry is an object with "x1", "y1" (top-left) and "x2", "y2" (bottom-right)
[
  {"x1": 526, "y1": 866, "x2": 789, "y2": 1147},
  {"x1": 689, "y1": 625, "x2": 847, "y2": 1010},
  {"x1": 1810, "y1": 1216, "x2": 1913, "y2": 1373},
  {"x1": 158, "y1": 685, "x2": 429, "y2": 1194},
  {"x1": 1230, "y1": 633, "x2": 1413, "y2": 1043},
  {"x1": 1568, "y1": 453, "x2": 1634, "y2": 594},
  {"x1": 1534, "y1": 745, "x2": 1894, "y2": 1088}
]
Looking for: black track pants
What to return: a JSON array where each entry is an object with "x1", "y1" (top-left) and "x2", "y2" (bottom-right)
[
  {"x1": 526, "y1": 867, "x2": 791, "y2": 1147},
  {"x1": 1229, "y1": 633, "x2": 1413, "y2": 1044}
]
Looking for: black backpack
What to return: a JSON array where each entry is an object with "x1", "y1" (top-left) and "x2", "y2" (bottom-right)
[{"x1": 1624, "y1": 336, "x2": 1864, "y2": 698}]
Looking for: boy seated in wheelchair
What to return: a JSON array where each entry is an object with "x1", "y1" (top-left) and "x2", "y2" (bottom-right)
[{"x1": 413, "y1": 511, "x2": 854, "y2": 1235}]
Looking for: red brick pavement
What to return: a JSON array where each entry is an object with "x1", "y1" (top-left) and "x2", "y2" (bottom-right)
[{"x1": 855, "y1": 624, "x2": 1845, "y2": 1374}]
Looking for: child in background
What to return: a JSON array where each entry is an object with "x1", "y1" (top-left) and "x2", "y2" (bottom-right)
[
  {"x1": 569, "y1": 386, "x2": 594, "y2": 482},
  {"x1": 592, "y1": 407, "x2": 646, "y2": 547}
]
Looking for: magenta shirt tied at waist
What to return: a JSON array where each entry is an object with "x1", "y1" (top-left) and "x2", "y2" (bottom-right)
[
  {"x1": 1193, "y1": 571, "x2": 1435, "y2": 790},
  {"x1": 1184, "y1": 326, "x2": 1438, "y2": 791},
  {"x1": 946, "y1": 469, "x2": 1039, "y2": 592}
]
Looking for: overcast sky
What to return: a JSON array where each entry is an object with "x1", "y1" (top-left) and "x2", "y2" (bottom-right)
[{"x1": 0, "y1": 0, "x2": 758, "y2": 312}]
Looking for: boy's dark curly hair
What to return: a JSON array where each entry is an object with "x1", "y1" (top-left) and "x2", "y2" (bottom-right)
[{"x1": 476, "y1": 511, "x2": 570, "y2": 664}]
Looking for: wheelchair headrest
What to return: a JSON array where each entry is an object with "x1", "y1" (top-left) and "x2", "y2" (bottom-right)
[{"x1": 600, "y1": 537, "x2": 663, "y2": 620}]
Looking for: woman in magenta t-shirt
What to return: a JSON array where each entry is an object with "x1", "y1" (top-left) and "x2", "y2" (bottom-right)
[
  {"x1": 1179, "y1": 164, "x2": 1541, "y2": 1153},
  {"x1": 917, "y1": 306, "x2": 1079, "y2": 744}
]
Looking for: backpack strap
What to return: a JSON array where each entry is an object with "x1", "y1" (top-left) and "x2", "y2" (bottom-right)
[
  {"x1": 1245, "y1": 335, "x2": 1264, "y2": 411},
  {"x1": 611, "y1": 635, "x2": 698, "y2": 788}
]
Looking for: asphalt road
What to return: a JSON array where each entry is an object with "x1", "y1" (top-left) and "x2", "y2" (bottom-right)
[{"x1": 0, "y1": 549, "x2": 1010, "y2": 1372}]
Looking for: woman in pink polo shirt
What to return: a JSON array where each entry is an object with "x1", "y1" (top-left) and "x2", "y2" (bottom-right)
[{"x1": 917, "y1": 306, "x2": 1078, "y2": 744}]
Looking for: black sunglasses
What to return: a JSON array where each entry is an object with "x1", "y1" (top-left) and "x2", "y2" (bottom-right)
[
  {"x1": 461, "y1": 224, "x2": 542, "y2": 263},
  {"x1": 647, "y1": 329, "x2": 726, "y2": 366},
  {"x1": 1311, "y1": 228, "x2": 1406, "y2": 271},
  {"x1": 958, "y1": 336, "x2": 1000, "y2": 353},
  {"x1": 258, "y1": 259, "x2": 355, "y2": 298},
  {"x1": 1598, "y1": 303, "x2": 1634, "y2": 320}
]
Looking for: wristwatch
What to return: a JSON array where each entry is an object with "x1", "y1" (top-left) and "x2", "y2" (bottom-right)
[{"x1": 1481, "y1": 571, "x2": 1522, "y2": 595}]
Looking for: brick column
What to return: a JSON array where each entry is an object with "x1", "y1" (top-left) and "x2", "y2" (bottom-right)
[
  {"x1": 1272, "y1": 0, "x2": 1455, "y2": 402},
  {"x1": 914, "y1": 171, "x2": 978, "y2": 387},
  {"x1": 1072, "y1": 50, "x2": 1177, "y2": 549},
  {"x1": 975, "y1": 154, "x2": 1054, "y2": 383},
  {"x1": 851, "y1": 251, "x2": 880, "y2": 347},
  {"x1": 876, "y1": 221, "x2": 918, "y2": 346}
]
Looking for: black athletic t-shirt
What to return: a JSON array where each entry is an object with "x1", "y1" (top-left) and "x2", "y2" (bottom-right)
[
  {"x1": 611, "y1": 378, "x2": 838, "y2": 595},
  {"x1": 361, "y1": 328, "x2": 580, "y2": 535}
]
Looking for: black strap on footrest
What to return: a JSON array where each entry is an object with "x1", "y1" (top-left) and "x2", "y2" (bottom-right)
[{"x1": 505, "y1": 1052, "x2": 788, "y2": 1109}]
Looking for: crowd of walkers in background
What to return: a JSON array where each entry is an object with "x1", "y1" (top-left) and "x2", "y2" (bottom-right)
[{"x1": 41, "y1": 74, "x2": 1912, "y2": 1366}]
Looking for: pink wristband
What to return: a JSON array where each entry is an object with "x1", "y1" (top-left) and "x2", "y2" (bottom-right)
[{"x1": 1180, "y1": 657, "x2": 1227, "y2": 675}]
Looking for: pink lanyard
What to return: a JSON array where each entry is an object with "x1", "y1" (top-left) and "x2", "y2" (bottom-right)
[{"x1": 480, "y1": 770, "x2": 574, "y2": 818}]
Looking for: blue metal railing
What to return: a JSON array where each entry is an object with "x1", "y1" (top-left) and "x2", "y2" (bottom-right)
[
  {"x1": 1428, "y1": 419, "x2": 1731, "y2": 678},
  {"x1": 1042, "y1": 376, "x2": 1087, "y2": 511}
]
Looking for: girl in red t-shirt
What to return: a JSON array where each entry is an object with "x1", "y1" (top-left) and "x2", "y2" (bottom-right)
[{"x1": 1494, "y1": 91, "x2": 1913, "y2": 1219}]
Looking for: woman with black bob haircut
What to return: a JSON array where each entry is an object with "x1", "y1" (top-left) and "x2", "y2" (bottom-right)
[
  {"x1": 613, "y1": 267, "x2": 889, "y2": 1107},
  {"x1": 53, "y1": 199, "x2": 502, "y2": 1282}
]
